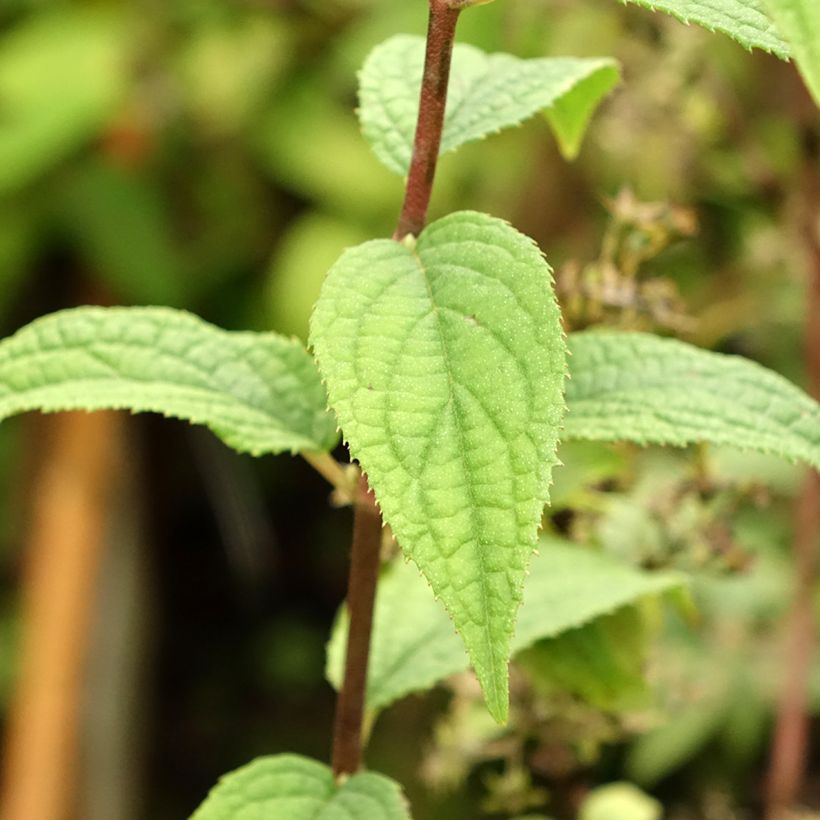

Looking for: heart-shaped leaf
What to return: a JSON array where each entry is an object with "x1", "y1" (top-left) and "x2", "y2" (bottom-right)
[{"x1": 311, "y1": 211, "x2": 566, "y2": 722}]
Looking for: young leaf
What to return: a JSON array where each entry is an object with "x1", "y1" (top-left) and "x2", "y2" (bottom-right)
[
  {"x1": 311, "y1": 211, "x2": 567, "y2": 723},
  {"x1": 761, "y1": 0, "x2": 820, "y2": 104},
  {"x1": 359, "y1": 36, "x2": 619, "y2": 173},
  {"x1": 619, "y1": 0, "x2": 789, "y2": 58},
  {"x1": 0, "y1": 306, "x2": 337, "y2": 455},
  {"x1": 564, "y1": 331, "x2": 820, "y2": 471},
  {"x1": 326, "y1": 536, "x2": 684, "y2": 714},
  {"x1": 190, "y1": 754, "x2": 411, "y2": 820}
]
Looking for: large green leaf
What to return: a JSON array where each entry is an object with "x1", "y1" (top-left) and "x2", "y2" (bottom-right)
[
  {"x1": 620, "y1": 0, "x2": 789, "y2": 58},
  {"x1": 190, "y1": 755, "x2": 411, "y2": 820},
  {"x1": 0, "y1": 9, "x2": 128, "y2": 195},
  {"x1": 761, "y1": 0, "x2": 820, "y2": 104},
  {"x1": 564, "y1": 331, "x2": 820, "y2": 471},
  {"x1": 311, "y1": 211, "x2": 567, "y2": 722},
  {"x1": 326, "y1": 536, "x2": 684, "y2": 714},
  {"x1": 0, "y1": 307, "x2": 337, "y2": 455},
  {"x1": 359, "y1": 36, "x2": 619, "y2": 173}
]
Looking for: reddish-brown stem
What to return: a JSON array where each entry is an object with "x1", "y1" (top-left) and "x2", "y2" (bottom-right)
[
  {"x1": 393, "y1": 0, "x2": 462, "y2": 240},
  {"x1": 765, "y1": 93, "x2": 820, "y2": 819},
  {"x1": 331, "y1": 475, "x2": 383, "y2": 777},
  {"x1": 330, "y1": 0, "x2": 463, "y2": 778}
]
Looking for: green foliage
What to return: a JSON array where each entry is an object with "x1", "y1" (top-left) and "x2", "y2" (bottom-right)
[
  {"x1": 619, "y1": 0, "x2": 790, "y2": 57},
  {"x1": 326, "y1": 536, "x2": 684, "y2": 714},
  {"x1": 564, "y1": 331, "x2": 820, "y2": 470},
  {"x1": 0, "y1": 307, "x2": 337, "y2": 456},
  {"x1": 0, "y1": 8, "x2": 127, "y2": 195},
  {"x1": 311, "y1": 211, "x2": 567, "y2": 723},
  {"x1": 359, "y1": 36, "x2": 619, "y2": 173},
  {"x1": 519, "y1": 606, "x2": 651, "y2": 711},
  {"x1": 762, "y1": 0, "x2": 820, "y2": 104},
  {"x1": 190, "y1": 754, "x2": 411, "y2": 820}
]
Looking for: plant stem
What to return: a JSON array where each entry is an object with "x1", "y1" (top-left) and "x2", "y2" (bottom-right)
[
  {"x1": 393, "y1": 0, "x2": 462, "y2": 240},
  {"x1": 765, "y1": 103, "x2": 820, "y2": 819},
  {"x1": 331, "y1": 474, "x2": 382, "y2": 777},
  {"x1": 331, "y1": 0, "x2": 463, "y2": 778}
]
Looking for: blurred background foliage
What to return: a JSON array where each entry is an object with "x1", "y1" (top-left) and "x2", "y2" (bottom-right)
[{"x1": 0, "y1": 0, "x2": 817, "y2": 819}]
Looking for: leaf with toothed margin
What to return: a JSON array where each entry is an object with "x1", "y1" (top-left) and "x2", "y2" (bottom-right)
[
  {"x1": 563, "y1": 331, "x2": 820, "y2": 470},
  {"x1": 619, "y1": 0, "x2": 789, "y2": 58},
  {"x1": 0, "y1": 306, "x2": 338, "y2": 455},
  {"x1": 310, "y1": 211, "x2": 567, "y2": 723},
  {"x1": 359, "y1": 35, "x2": 620, "y2": 173},
  {"x1": 326, "y1": 535, "x2": 685, "y2": 714},
  {"x1": 761, "y1": 0, "x2": 820, "y2": 105},
  {"x1": 190, "y1": 754, "x2": 412, "y2": 820}
]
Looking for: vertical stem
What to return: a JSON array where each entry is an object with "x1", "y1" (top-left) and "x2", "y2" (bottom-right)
[
  {"x1": 394, "y1": 0, "x2": 462, "y2": 240},
  {"x1": 765, "y1": 100, "x2": 820, "y2": 819},
  {"x1": 331, "y1": 475, "x2": 382, "y2": 777},
  {"x1": 330, "y1": 0, "x2": 463, "y2": 777}
]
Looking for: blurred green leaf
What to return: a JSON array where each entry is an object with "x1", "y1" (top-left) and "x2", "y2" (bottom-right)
[
  {"x1": 359, "y1": 36, "x2": 619, "y2": 173},
  {"x1": 761, "y1": 0, "x2": 820, "y2": 104},
  {"x1": 580, "y1": 783, "x2": 662, "y2": 820},
  {"x1": 327, "y1": 536, "x2": 684, "y2": 714},
  {"x1": 0, "y1": 9, "x2": 128, "y2": 195}
]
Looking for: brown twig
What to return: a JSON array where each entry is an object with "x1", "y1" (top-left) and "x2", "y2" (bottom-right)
[
  {"x1": 330, "y1": 0, "x2": 464, "y2": 777},
  {"x1": 393, "y1": 0, "x2": 462, "y2": 240},
  {"x1": 765, "y1": 87, "x2": 820, "y2": 819}
]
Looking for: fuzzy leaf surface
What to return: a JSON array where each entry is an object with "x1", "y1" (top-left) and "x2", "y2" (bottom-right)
[
  {"x1": 311, "y1": 212, "x2": 566, "y2": 722},
  {"x1": 190, "y1": 754, "x2": 411, "y2": 820},
  {"x1": 0, "y1": 306, "x2": 337, "y2": 455},
  {"x1": 326, "y1": 536, "x2": 683, "y2": 714},
  {"x1": 359, "y1": 36, "x2": 619, "y2": 174},
  {"x1": 564, "y1": 331, "x2": 820, "y2": 470},
  {"x1": 762, "y1": 0, "x2": 820, "y2": 103},
  {"x1": 620, "y1": 0, "x2": 789, "y2": 57}
]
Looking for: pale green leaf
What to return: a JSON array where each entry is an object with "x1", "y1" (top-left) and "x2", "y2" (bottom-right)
[
  {"x1": 761, "y1": 0, "x2": 820, "y2": 104},
  {"x1": 359, "y1": 36, "x2": 619, "y2": 173},
  {"x1": 564, "y1": 331, "x2": 820, "y2": 471},
  {"x1": 190, "y1": 754, "x2": 411, "y2": 820},
  {"x1": 620, "y1": 0, "x2": 789, "y2": 58},
  {"x1": 311, "y1": 211, "x2": 567, "y2": 723},
  {"x1": 580, "y1": 783, "x2": 662, "y2": 820},
  {"x1": 0, "y1": 9, "x2": 128, "y2": 195},
  {"x1": 0, "y1": 307, "x2": 337, "y2": 455},
  {"x1": 326, "y1": 536, "x2": 684, "y2": 714}
]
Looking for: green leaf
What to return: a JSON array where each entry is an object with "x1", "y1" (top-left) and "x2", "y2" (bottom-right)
[
  {"x1": 0, "y1": 307, "x2": 337, "y2": 455},
  {"x1": 311, "y1": 211, "x2": 567, "y2": 723},
  {"x1": 359, "y1": 36, "x2": 619, "y2": 173},
  {"x1": 580, "y1": 783, "x2": 662, "y2": 820},
  {"x1": 761, "y1": 0, "x2": 820, "y2": 104},
  {"x1": 190, "y1": 754, "x2": 411, "y2": 820},
  {"x1": 564, "y1": 331, "x2": 820, "y2": 471},
  {"x1": 326, "y1": 536, "x2": 684, "y2": 714},
  {"x1": 619, "y1": 0, "x2": 790, "y2": 58},
  {"x1": 519, "y1": 606, "x2": 651, "y2": 711},
  {"x1": 0, "y1": 9, "x2": 128, "y2": 195}
]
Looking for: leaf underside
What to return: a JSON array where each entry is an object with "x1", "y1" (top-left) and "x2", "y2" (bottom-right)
[
  {"x1": 190, "y1": 754, "x2": 411, "y2": 820},
  {"x1": 620, "y1": 0, "x2": 790, "y2": 58},
  {"x1": 359, "y1": 35, "x2": 620, "y2": 174},
  {"x1": 310, "y1": 211, "x2": 567, "y2": 723},
  {"x1": 326, "y1": 535, "x2": 684, "y2": 714},
  {"x1": 761, "y1": 0, "x2": 820, "y2": 104},
  {"x1": 0, "y1": 306, "x2": 338, "y2": 455},
  {"x1": 563, "y1": 331, "x2": 820, "y2": 471}
]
